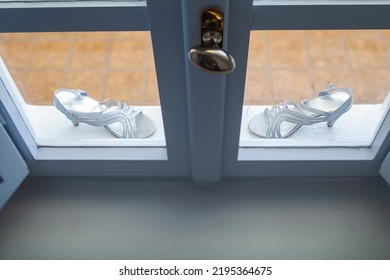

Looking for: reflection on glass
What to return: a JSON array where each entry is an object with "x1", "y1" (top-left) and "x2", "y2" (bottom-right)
[
  {"x1": 0, "y1": 31, "x2": 159, "y2": 106},
  {"x1": 245, "y1": 30, "x2": 390, "y2": 105}
]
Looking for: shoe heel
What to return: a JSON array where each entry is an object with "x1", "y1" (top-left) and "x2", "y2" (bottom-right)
[
  {"x1": 327, "y1": 101, "x2": 351, "y2": 127},
  {"x1": 327, "y1": 114, "x2": 340, "y2": 127},
  {"x1": 67, "y1": 114, "x2": 79, "y2": 126},
  {"x1": 71, "y1": 119, "x2": 79, "y2": 126},
  {"x1": 327, "y1": 118, "x2": 336, "y2": 127}
]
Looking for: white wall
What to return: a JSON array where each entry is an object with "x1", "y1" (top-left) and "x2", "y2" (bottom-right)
[{"x1": 0, "y1": 177, "x2": 389, "y2": 259}]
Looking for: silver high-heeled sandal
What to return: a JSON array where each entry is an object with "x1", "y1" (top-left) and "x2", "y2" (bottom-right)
[
  {"x1": 54, "y1": 89, "x2": 156, "y2": 138},
  {"x1": 248, "y1": 83, "x2": 353, "y2": 138}
]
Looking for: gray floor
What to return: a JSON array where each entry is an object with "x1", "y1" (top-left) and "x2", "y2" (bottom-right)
[{"x1": 0, "y1": 176, "x2": 390, "y2": 259}]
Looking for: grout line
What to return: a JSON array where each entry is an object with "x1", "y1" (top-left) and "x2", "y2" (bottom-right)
[
  {"x1": 142, "y1": 32, "x2": 152, "y2": 106},
  {"x1": 263, "y1": 31, "x2": 274, "y2": 104},
  {"x1": 341, "y1": 30, "x2": 360, "y2": 100},
  {"x1": 303, "y1": 30, "x2": 315, "y2": 93},
  {"x1": 62, "y1": 32, "x2": 75, "y2": 89},
  {"x1": 379, "y1": 30, "x2": 390, "y2": 71},
  {"x1": 22, "y1": 32, "x2": 39, "y2": 104},
  {"x1": 101, "y1": 32, "x2": 114, "y2": 101}
]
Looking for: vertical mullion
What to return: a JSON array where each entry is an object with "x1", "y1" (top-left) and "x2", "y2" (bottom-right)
[
  {"x1": 147, "y1": 0, "x2": 191, "y2": 175},
  {"x1": 182, "y1": 0, "x2": 230, "y2": 182},
  {"x1": 222, "y1": 0, "x2": 253, "y2": 177}
]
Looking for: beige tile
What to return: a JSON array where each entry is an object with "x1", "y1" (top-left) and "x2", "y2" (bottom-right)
[
  {"x1": 8, "y1": 68, "x2": 26, "y2": 85},
  {"x1": 244, "y1": 70, "x2": 273, "y2": 105},
  {"x1": 267, "y1": 30, "x2": 304, "y2": 41},
  {"x1": 105, "y1": 71, "x2": 145, "y2": 104},
  {"x1": 307, "y1": 38, "x2": 348, "y2": 69},
  {"x1": 37, "y1": 32, "x2": 73, "y2": 41},
  {"x1": 145, "y1": 70, "x2": 160, "y2": 105},
  {"x1": 247, "y1": 38, "x2": 267, "y2": 69},
  {"x1": 269, "y1": 39, "x2": 308, "y2": 69},
  {"x1": 25, "y1": 70, "x2": 64, "y2": 103},
  {"x1": 344, "y1": 30, "x2": 382, "y2": 41},
  {"x1": 0, "y1": 41, "x2": 33, "y2": 69},
  {"x1": 148, "y1": 49, "x2": 156, "y2": 69},
  {"x1": 348, "y1": 40, "x2": 388, "y2": 68},
  {"x1": 381, "y1": 30, "x2": 390, "y2": 40},
  {"x1": 305, "y1": 30, "x2": 342, "y2": 43},
  {"x1": 30, "y1": 41, "x2": 69, "y2": 69},
  {"x1": 312, "y1": 69, "x2": 355, "y2": 96},
  {"x1": 69, "y1": 41, "x2": 109, "y2": 69},
  {"x1": 353, "y1": 70, "x2": 390, "y2": 104},
  {"x1": 73, "y1": 32, "x2": 111, "y2": 41},
  {"x1": 272, "y1": 70, "x2": 312, "y2": 102},
  {"x1": 249, "y1": 31, "x2": 266, "y2": 44},
  {"x1": 9, "y1": 69, "x2": 28, "y2": 101},
  {"x1": 0, "y1": 33, "x2": 37, "y2": 41},
  {"x1": 112, "y1": 31, "x2": 150, "y2": 41},
  {"x1": 109, "y1": 41, "x2": 148, "y2": 69},
  {"x1": 65, "y1": 70, "x2": 105, "y2": 101}
]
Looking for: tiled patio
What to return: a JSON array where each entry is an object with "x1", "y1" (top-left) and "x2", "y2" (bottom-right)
[
  {"x1": 246, "y1": 30, "x2": 390, "y2": 105},
  {"x1": 0, "y1": 30, "x2": 389, "y2": 106},
  {"x1": 0, "y1": 32, "x2": 158, "y2": 106}
]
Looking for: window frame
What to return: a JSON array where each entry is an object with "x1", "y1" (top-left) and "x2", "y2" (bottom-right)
[
  {"x1": 0, "y1": 120, "x2": 28, "y2": 209},
  {"x1": 221, "y1": 0, "x2": 390, "y2": 179},
  {"x1": 0, "y1": 0, "x2": 192, "y2": 178},
  {"x1": 0, "y1": 0, "x2": 390, "y2": 182}
]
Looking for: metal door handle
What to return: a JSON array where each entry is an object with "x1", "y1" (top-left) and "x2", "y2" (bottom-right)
[{"x1": 188, "y1": 7, "x2": 236, "y2": 74}]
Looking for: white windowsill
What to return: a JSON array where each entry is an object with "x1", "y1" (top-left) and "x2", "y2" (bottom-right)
[
  {"x1": 238, "y1": 95, "x2": 390, "y2": 161},
  {"x1": 0, "y1": 57, "x2": 167, "y2": 161},
  {"x1": 240, "y1": 96, "x2": 390, "y2": 148},
  {"x1": 25, "y1": 105, "x2": 166, "y2": 148},
  {"x1": 23, "y1": 105, "x2": 167, "y2": 161},
  {"x1": 23, "y1": 105, "x2": 168, "y2": 161}
]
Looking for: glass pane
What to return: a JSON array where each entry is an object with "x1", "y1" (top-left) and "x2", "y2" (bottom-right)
[
  {"x1": 0, "y1": 31, "x2": 159, "y2": 106},
  {"x1": 245, "y1": 30, "x2": 390, "y2": 105},
  {"x1": 0, "y1": 31, "x2": 165, "y2": 151},
  {"x1": 241, "y1": 30, "x2": 390, "y2": 146}
]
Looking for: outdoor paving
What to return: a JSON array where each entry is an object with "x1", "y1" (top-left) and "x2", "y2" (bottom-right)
[{"x1": 0, "y1": 30, "x2": 389, "y2": 106}]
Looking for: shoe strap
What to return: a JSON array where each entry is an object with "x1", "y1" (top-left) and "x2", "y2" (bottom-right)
[
  {"x1": 265, "y1": 99, "x2": 331, "y2": 138},
  {"x1": 54, "y1": 89, "x2": 143, "y2": 138},
  {"x1": 300, "y1": 84, "x2": 353, "y2": 116},
  {"x1": 92, "y1": 99, "x2": 142, "y2": 138},
  {"x1": 265, "y1": 100, "x2": 301, "y2": 138}
]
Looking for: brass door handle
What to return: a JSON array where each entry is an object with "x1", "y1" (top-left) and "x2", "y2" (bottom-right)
[{"x1": 188, "y1": 7, "x2": 236, "y2": 74}]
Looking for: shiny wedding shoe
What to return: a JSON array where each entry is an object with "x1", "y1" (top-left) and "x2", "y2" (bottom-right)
[
  {"x1": 248, "y1": 83, "x2": 353, "y2": 138},
  {"x1": 54, "y1": 89, "x2": 156, "y2": 138}
]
